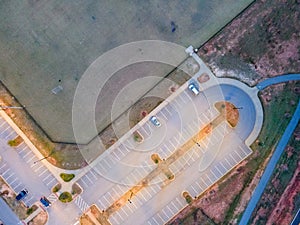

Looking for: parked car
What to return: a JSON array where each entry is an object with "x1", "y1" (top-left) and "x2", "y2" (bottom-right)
[
  {"x1": 188, "y1": 83, "x2": 200, "y2": 95},
  {"x1": 16, "y1": 189, "x2": 28, "y2": 201},
  {"x1": 150, "y1": 116, "x2": 161, "y2": 127},
  {"x1": 40, "y1": 196, "x2": 51, "y2": 207}
]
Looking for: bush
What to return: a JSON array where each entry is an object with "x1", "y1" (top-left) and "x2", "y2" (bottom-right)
[
  {"x1": 59, "y1": 192, "x2": 72, "y2": 203},
  {"x1": 52, "y1": 183, "x2": 61, "y2": 192},
  {"x1": 133, "y1": 131, "x2": 143, "y2": 143},
  {"x1": 26, "y1": 205, "x2": 37, "y2": 215},
  {"x1": 7, "y1": 136, "x2": 23, "y2": 147},
  {"x1": 60, "y1": 173, "x2": 75, "y2": 182}
]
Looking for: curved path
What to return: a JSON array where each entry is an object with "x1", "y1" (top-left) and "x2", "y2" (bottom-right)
[
  {"x1": 239, "y1": 74, "x2": 300, "y2": 225},
  {"x1": 256, "y1": 73, "x2": 300, "y2": 90}
]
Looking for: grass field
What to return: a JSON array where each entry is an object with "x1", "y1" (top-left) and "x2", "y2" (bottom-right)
[{"x1": 0, "y1": 0, "x2": 253, "y2": 143}]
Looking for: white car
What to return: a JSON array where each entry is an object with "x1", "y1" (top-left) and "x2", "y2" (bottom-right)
[
  {"x1": 150, "y1": 116, "x2": 161, "y2": 127},
  {"x1": 188, "y1": 83, "x2": 200, "y2": 95}
]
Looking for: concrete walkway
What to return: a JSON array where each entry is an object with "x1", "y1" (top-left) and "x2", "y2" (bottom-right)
[
  {"x1": 257, "y1": 73, "x2": 300, "y2": 90},
  {"x1": 23, "y1": 205, "x2": 43, "y2": 224},
  {"x1": 239, "y1": 99, "x2": 300, "y2": 225}
]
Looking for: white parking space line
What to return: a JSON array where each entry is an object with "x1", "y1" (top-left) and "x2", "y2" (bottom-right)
[
  {"x1": 19, "y1": 146, "x2": 28, "y2": 155},
  {"x1": 10, "y1": 177, "x2": 18, "y2": 185},
  {"x1": 0, "y1": 126, "x2": 10, "y2": 135},
  {"x1": 228, "y1": 154, "x2": 238, "y2": 164},
  {"x1": 201, "y1": 177, "x2": 209, "y2": 187},
  {"x1": 190, "y1": 185, "x2": 198, "y2": 196},
  {"x1": 107, "y1": 192, "x2": 116, "y2": 202},
  {"x1": 124, "y1": 203, "x2": 134, "y2": 213},
  {"x1": 171, "y1": 201, "x2": 179, "y2": 211},
  {"x1": 225, "y1": 158, "x2": 233, "y2": 167},
  {"x1": 109, "y1": 215, "x2": 120, "y2": 225},
  {"x1": 6, "y1": 172, "x2": 15, "y2": 180},
  {"x1": 22, "y1": 151, "x2": 32, "y2": 159},
  {"x1": 228, "y1": 153, "x2": 237, "y2": 166},
  {"x1": 161, "y1": 209, "x2": 169, "y2": 220},
  {"x1": 26, "y1": 155, "x2": 36, "y2": 163},
  {"x1": 207, "y1": 173, "x2": 215, "y2": 183},
  {"x1": 42, "y1": 174, "x2": 51, "y2": 182},
  {"x1": 151, "y1": 217, "x2": 160, "y2": 225},
  {"x1": 34, "y1": 164, "x2": 44, "y2": 172},
  {"x1": 111, "y1": 151, "x2": 121, "y2": 160},
  {"x1": 102, "y1": 195, "x2": 112, "y2": 206},
  {"x1": 178, "y1": 93, "x2": 189, "y2": 104},
  {"x1": 47, "y1": 177, "x2": 56, "y2": 186},
  {"x1": 84, "y1": 174, "x2": 94, "y2": 184},
  {"x1": 233, "y1": 150, "x2": 243, "y2": 161},
  {"x1": 79, "y1": 179, "x2": 88, "y2": 188},
  {"x1": 5, "y1": 130, "x2": 16, "y2": 139},
  {"x1": 120, "y1": 207, "x2": 129, "y2": 217},
  {"x1": 0, "y1": 121, "x2": 6, "y2": 128},
  {"x1": 12, "y1": 181, "x2": 21, "y2": 190},
  {"x1": 164, "y1": 106, "x2": 173, "y2": 116},
  {"x1": 210, "y1": 169, "x2": 219, "y2": 180},
  {"x1": 2, "y1": 168, "x2": 10, "y2": 176},
  {"x1": 89, "y1": 170, "x2": 98, "y2": 180},
  {"x1": 39, "y1": 168, "x2": 48, "y2": 177},
  {"x1": 215, "y1": 164, "x2": 225, "y2": 175},
  {"x1": 0, "y1": 163, "x2": 7, "y2": 171},
  {"x1": 157, "y1": 110, "x2": 168, "y2": 121},
  {"x1": 220, "y1": 161, "x2": 229, "y2": 171}
]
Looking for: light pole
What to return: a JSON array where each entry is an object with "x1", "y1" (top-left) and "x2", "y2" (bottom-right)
[
  {"x1": 233, "y1": 106, "x2": 243, "y2": 110},
  {"x1": 193, "y1": 139, "x2": 201, "y2": 147},
  {"x1": 33, "y1": 151, "x2": 54, "y2": 164}
]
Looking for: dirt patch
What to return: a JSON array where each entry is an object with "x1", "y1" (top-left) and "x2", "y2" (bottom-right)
[
  {"x1": 198, "y1": 0, "x2": 300, "y2": 85},
  {"x1": 266, "y1": 165, "x2": 300, "y2": 225},
  {"x1": 28, "y1": 210, "x2": 47, "y2": 225},
  {"x1": 129, "y1": 96, "x2": 164, "y2": 128}
]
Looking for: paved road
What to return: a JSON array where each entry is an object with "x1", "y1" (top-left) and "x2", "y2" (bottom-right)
[
  {"x1": 290, "y1": 208, "x2": 300, "y2": 225},
  {"x1": 0, "y1": 197, "x2": 22, "y2": 225},
  {"x1": 239, "y1": 99, "x2": 300, "y2": 225},
  {"x1": 256, "y1": 73, "x2": 300, "y2": 90}
]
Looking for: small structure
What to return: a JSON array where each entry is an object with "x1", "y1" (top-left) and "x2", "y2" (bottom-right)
[{"x1": 51, "y1": 85, "x2": 63, "y2": 95}]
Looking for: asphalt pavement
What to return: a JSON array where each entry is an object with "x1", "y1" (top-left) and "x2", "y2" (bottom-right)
[
  {"x1": 257, "y1": 73, "x2": 300, "y2": 90},
  {"x1": 0, "y1": 197, "x2": 22, "y2": 225}
]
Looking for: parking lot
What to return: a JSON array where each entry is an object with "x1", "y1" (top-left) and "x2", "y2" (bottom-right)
[
  {"x1": 73, "y1": 73, "x2": 259, "y2": 225},
  {"x1": 0, "y1": 115, "x2": 57, "y2": 207}
]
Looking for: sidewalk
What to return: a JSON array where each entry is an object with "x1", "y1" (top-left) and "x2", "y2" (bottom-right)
[
  {"x1": 23, "y1": 205, "x2": 43, "y2": 224},
  {"x1": 0, "y1": 110, "x2": 84, "y2": 192}
]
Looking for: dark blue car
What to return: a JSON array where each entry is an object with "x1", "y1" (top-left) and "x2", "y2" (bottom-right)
[
  {"x1": 16, "y1": 189, "x2": 28, "y2": 201},
  {"x1": 40, "y1": 196, "x2": 51, "y2": 207}
]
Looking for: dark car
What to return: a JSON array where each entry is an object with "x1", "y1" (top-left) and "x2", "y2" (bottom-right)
[
  {"x1": 16, "y1": 189, "x2": 28, "y2": 201},
  {"x1": 40, "y1": 196, "x2": 51, "y2": 207}
]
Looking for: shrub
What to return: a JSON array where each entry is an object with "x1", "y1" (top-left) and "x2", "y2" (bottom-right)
[
  {"x1": 59, "y1": 192, "x2": 72, "y2": 203},
  {"x1": 60, "y1": 173, "x2": 75, "y2": 182},
  {"x1": 7, "y1": 136, "x2": 23, "y2": 147},
  {"x1": 52, "y1": 183, "x2": 61, "y2": 192}
]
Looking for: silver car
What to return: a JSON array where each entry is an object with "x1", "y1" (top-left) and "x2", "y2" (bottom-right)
[
  {"x1": 188, "y1": 83, "x2": 200, "y2": 95},
  {"x1": 150, "y1": 116, "x2": 161, "y2": 127}
]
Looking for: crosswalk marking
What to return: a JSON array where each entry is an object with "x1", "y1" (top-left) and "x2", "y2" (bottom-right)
[{"x1": 74, "y1": 195, "x2": 89, "y2": 212}]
